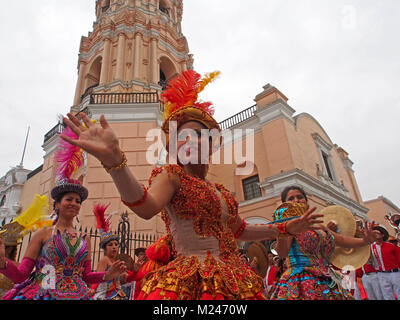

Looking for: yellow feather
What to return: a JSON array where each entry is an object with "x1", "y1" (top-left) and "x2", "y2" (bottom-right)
[
  {"x1": 82, "y1": 119, "x2": 97, "y2": 129},
  {"x1": 197, "y1": 71, "x2": 221, "y2": 94},
  {"x1": 14, "y1": 195, "x2": 49, "y2": 229},
  {"x1": 163, "y1": 102, "x2": 176, "y2": 120}
]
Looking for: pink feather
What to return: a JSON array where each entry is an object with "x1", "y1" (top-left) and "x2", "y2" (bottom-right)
[{"x1": 55, "y1": 126, "x2": 84, "y2": 181}]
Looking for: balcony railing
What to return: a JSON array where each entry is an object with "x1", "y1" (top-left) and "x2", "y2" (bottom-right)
[
  {"x1": 90, "y1": 92, "x2": 159, "y2": 105},
  {"x1": 44, "y1": 122, "x2": 65, "y2": 143},
  {"x1": 219, "y1": 104, "x2": 257, "y2": 131}
]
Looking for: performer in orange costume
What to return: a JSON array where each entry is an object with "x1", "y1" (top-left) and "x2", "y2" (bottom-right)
[{"x1": 61, "y1": 70, "x2": 323, "y2": 300}]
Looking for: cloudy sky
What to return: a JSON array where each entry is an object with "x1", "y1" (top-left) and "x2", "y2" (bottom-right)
[{"x1": 0, "y1": 0, "x2": 399, "y2": 206}]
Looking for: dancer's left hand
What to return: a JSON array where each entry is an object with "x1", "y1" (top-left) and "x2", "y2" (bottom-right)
[{"x1": 285, "y1": 207, "x2": 324, "y2": 236}]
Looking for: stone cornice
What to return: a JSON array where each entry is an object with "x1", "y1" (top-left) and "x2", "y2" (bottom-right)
[
  {"x1": 365, "y1": 196, "x2": 400, "y2": 213},
  {"x1": 258, "y1": 168, "x2": 369, "y2": 219},
  {"x1": 312, "y1": 132, "x2": 333, "y2": 152},
  {"x1": 79, "y1": 23, "x2": 189, "y2": 62},
  {"x1": 42, "y1": 132, "x2": 60, "y2": 157},
  {"x1": 84, "y1": 103, "x2": 164, "y2": 126},
  {"x1": 255, "y1": 99, "x2": 296, "y2": 126}
]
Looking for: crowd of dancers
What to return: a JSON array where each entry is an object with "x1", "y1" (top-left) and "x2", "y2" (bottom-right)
[{"x1": 1, "y1": 70, "x2": 398, "y2": 301}]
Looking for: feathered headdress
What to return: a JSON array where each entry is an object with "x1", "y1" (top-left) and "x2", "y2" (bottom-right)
[
  {"x1": 93, "y1": 203, "x2": 119, "y2": 249},
  {"x1": 0, "y1": 195, "x2": 52, "y2": 246},
  {"x1": 51, "y1": 119, "x2": 88, "y2": 202},
  {"x1": 126, "y1": 235, "x2": 172, "y2": 286},
  {"x1": 161, "y1": 70, "x2": 221, "y2": 137}
]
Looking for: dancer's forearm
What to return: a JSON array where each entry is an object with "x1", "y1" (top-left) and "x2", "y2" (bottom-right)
[
  {"x1": 238, "y1": 224, "x2": 280, "y2": 241},
  {"x1": 109, "y1": 165, "x2": 177, "y2": 220}
]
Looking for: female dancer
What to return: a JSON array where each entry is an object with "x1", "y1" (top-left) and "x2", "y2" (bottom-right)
[
  {"x1": 270, "y1": 185, "x2": 378, "y2": 300},
  {"x1": 91, "y1": 204, "x2": 127, "y2": 300},
  {"x1": 61, "y1": 70, "x2": 324, "y2": 300},
  {"x1": 0, "y1": 127, "x2": 126, "y2": 300}
]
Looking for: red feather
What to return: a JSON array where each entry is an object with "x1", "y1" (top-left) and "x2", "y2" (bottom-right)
[
  {"x1": 93, "y1": 203, "x2": 111, "y2": 232},
  {"x1": 161, "y1": 70, "x2": 201, "y2": 110}
]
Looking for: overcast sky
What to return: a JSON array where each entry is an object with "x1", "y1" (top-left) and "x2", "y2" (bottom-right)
[{"x1": 0, "y1": 1, "x2": 399, "y2": 206}]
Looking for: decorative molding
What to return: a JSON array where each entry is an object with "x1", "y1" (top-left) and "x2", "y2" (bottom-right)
[
  {"x1": 258, "y1": 169, "x2": 369, "y2": 219},
  {"x1": 255, "y1": 99, "x2": 296, "y2": 126},
  {"x1": 42, "y1": 132, "x2": 60, "y2": 157},
  {"x1": 85, "y1": 103, "x2": 164, "y2": 126},
  {"x1": 312, "y1": 133, "x2": 333, "y2": 152}
]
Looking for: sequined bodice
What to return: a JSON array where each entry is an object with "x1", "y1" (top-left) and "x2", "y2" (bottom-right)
[
  {"x1": 34, "y1": 229, "x2": 90, "y2": 299},
  {"x1": 288, "y1": 230, "x2": 335, "y2": 275},
  {"x1": 150, "y1": 165, "x2": 239, "y2": 261}
]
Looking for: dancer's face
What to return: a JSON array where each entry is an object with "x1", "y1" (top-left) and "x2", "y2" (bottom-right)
[
  {"x1": 285, "y1": 189, "x2": 307, "y2": 205},
  {"x1": 56, "y1": 192, "x2": 81, "y2": 220},
  {"x1": 176, "y1": 121, "x2": 212, "y2": 164},
  {"x1": 105, "y1": 240, "x2": 119, "y2": 258}
]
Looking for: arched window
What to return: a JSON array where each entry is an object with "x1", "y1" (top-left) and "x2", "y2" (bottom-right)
[
  {"x1": 81, "y1": 56, "x2": 102, "y2": 101},
  {"x1": 159, "y1": 70, "x2": 167, "y2": 91},
  {"x1": 102, "y1": 0, "x2": 110, "y2": 12},
  {"x1": 159, "y1": 0, "x2": 169, "y2": 16},
  {"x1": 159, "y1": 56, "x2": 177, "y2": 91}
]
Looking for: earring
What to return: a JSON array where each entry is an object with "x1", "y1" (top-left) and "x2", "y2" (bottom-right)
[{"x1": 76, "y1": 216, "x2": 80, "y2": 223}]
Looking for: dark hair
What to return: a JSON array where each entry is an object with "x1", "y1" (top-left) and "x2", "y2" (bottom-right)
[
  {"x1": 281, "y1": 186, "x2": 308, "y2": 203},
  {"x1": 52, "y1": 192, "x2": 82, "y2": 225},
  {"x1": 5, "y1": 246, "x2": 18, "y2": 261}
]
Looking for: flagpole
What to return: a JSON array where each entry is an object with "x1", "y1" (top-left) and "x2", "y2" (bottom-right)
[{"x1": 20, "y1": 126, "x2": 30, "y2": 167}]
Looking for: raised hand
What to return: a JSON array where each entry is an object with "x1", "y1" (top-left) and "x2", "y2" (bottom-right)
[
  {"x1": 105, "y1": 260, "x2": 127, "y2": 281},
  {"x1": 285, "y1": 207, "x2": 324, "y2": 236},
  {"x1": 362, "y1": 220, "x2": 379, "y2": 245},
  {"x1": 61, "y1": 113, "x2": 124, "y2": 168}
]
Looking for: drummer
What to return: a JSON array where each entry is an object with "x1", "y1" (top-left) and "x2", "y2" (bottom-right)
[{"x1": 270, "y1": 185, "x2": 380, "y2": 300}]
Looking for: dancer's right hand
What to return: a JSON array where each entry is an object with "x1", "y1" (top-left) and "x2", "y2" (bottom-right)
[{"x1": 61, "y1": 113, "x2": 124, "y2": 168}]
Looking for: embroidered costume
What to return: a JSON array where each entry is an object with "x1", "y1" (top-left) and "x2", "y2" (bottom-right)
[
  {"x1": 8, "y1": 229, "x2": 92, "y2": 300},
  {"x1": 133, "y1": 70, "x2": 265, "y2": 300},
  {"x1": 137, "y1": 164, "x2": 264, "y2": 300},
  {"x1": 270, "y1": 230, "x2": 353, "y2": 300},
  {"x1": 91, "y1": 203, "x2": 126, "y2": 300}
]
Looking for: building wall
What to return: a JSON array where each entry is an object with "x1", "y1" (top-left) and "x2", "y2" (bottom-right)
[
  {"x1": 365, "y1": 197, "x2": 400, "y2": 238},
  {"x1": 209, "y1": 85, "x2": 369, "y2": 225}
]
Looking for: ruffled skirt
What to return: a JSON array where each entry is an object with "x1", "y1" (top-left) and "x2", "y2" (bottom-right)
[
  {"x1": 269, "y1": 267, "x2": 353, "y2": 300},
  {"x1": 137, "y1": 253, "x2": 266, "y2": 300}
]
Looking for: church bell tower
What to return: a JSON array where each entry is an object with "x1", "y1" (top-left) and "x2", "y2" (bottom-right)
[
  {"x1": 40, "y1": 0, "x2": 194, "y2": 235},
  {"x1": 73, "y1": 0, "x2": 193, "y2": 108}
]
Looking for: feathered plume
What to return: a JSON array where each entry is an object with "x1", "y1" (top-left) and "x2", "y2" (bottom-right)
[
  {"x1": 15, "y1": 195, "x2": 52, "y2": 237},
  {"x1": 197, "y1": 71, "x2": 221, "y2": 94},
  {"x1": 93, "y1": 203, "x2": 115, "y2": 233},
  {"x1": 162, "y1": 70, "x2": 220, "y2": 120},
  {"x1": 55, "y1": 124, "x2": 84, "y2": 182}
]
